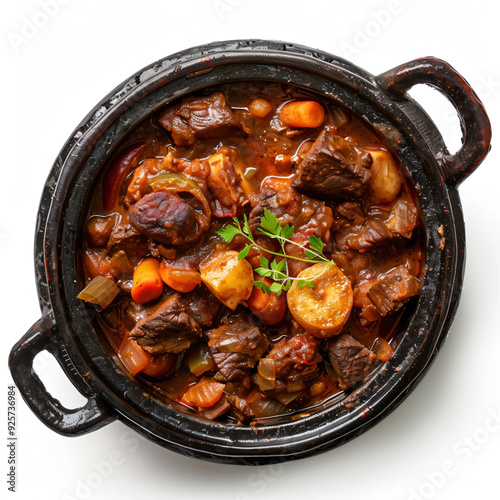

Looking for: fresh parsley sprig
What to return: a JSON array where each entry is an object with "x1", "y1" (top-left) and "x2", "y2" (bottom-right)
[{"x1": 217, "y1": 208, "x2": 334, "y2": 295}]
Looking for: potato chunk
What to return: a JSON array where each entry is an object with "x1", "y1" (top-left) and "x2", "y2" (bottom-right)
[
  {"x1": 367, "y1": 149, "x2": 402, "y2": 203},
  {"x1": 287, "y1": 263, "x2": 353, "y2": 338},
  {"x1": 200, "y1": 250, "x2": 253, "y2": 310}
]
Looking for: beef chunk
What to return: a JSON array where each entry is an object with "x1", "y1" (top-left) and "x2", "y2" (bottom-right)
[
  {"x1": 347, "y1": 219, "x2": 394, "y2": 252},
  {"x1": 130, "y1": 294, "x2": 202, "y2": 355},
  {"x1": 207, "y1": 321, "x2": 269, "y2": 382},
  {"x1": 159, "y1": 92, "x2": 243, "y2": 146},
  {"x1": 129, "y1": 191, "x2": 200, "y2": 246},
  {"x1": 264, "y1": 332, "x2": 322, "y2": 393},
  {"x1": 333, "y1": 201, "x2": 398, "y2": 253},
  {"x1": 328, "y1": 333, "x2": 379, "y2": 390},
  {"x1": 292, "y1": 129, "x2": 372, "y2": 200},
  {"x1": 226, "y1": 394, "x2": 254, "y2": 421},
  {"x1": 385, "y1": 198, "x2": 418, "y2": 238},
  {"x1": 367, "y1": 265, "x2": 421, "y2": 316},
  {"x1": 107, "y1": 222, "x2": 141, "y2": 248},
  {"x1": 248, "y1": 185, "x2": 303, "y2": 230},
  {"x1": 184, "y1": 285, "x2": 223, "y2": 328}
]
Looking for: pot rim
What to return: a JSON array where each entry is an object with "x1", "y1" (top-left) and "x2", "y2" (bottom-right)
[{"x1": 10, "y1": 40, "x2": 491, "y2": 464}]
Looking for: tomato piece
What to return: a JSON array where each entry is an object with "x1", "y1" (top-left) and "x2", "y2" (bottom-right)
[
  {"x1": 118, "y1": 338, "x2": 151, "y2": 376},
  {"x1": 141, "y1": 353, "x2": 177, "y2": 378},
  {"x1": 181, "y1": 377, "x2": 225, "y2": 408}
]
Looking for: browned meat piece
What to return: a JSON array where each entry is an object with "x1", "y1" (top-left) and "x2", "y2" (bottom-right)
[
  {"x1": 292, "y1": 129, "x2": 372, "y2": 200},
  {"x1": 129, "y1": 192, "x2": 201, "y2": 246},
  {"x1": 184, "y1": 285, "x2": 223, "y2": 328},
  {"x1": 328, "y1": 333, "x2": 379, "y2": 390},
  {"x1": 385, "y1": 198, "x2": 418, "y2": 238},
  {"x1": 265, "y1": 332, "x2": 322, "y2": 392},
  {"x1": 107, "y1": 222, "x2": 141, "y2": 248},
  {"x1": 367, "y1": 265, "x2": 421, "y2": 316},
  {"x1": 347, "y1": 219, "x2": 394, "y2": 252},
  {"x1": 159, "y1": 92, "x2": 243, "y2": 146},
  {"x1": 207, "y1": 321, "x2": 269, "y2": 382},
  {"x1": 130, "y1": 294, "x2": 202, "y2": 355},
  {"x1": 105, "y1": 221, "x2": 149, "y2": 262},
  {"x1": 336, "y1": 201, "x2": 366, "y2": 225},
  {"x1": 333, "y1": 202, "x2": 396, "y2": 253},
  {"x1": 226, "y1": 394, "x2": 254, "y2": 421},
  {"x1": 248, "y1": 185, "x2": 303, "y2": 230},
  {"x1": 85, "y1": 215, "x2": 116, "y2": 247}
]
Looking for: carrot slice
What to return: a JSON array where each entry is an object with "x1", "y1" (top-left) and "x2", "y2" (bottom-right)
[
  {"x1": 279, "y1": 101, "x2": 325, "y2": 128},
  {"x1": 181, "y1": 377, "x2": 225, "y2": 408},
  {"x1": 131, "y1": 258, "x2": 163, "y2": 304}
]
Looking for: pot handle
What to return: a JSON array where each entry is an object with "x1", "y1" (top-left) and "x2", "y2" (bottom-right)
[
  {"x1": 377, "y1": 57, "x2": 492, "y2": 185},
  {"x1": 8, "y1": 317, "x2": 116, "y2": 436}
]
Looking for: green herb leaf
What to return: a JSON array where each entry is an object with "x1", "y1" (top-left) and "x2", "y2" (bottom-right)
[
  {"x1": 281, "y1": 224, "x2": 295, "y2": 240},
  {"x1": 304, "y1": 249, "x2": 318, "y2": 260},
  {"x1": 308, "y1": 235, "x2": 324, "y2": 254},
  {"x1": 255, "y1": 267, "x2": 273, "y2": 278},
  {"x1": 297, "y1": 280, "x2": 308, "y2": 289},
  {"x1": 254, "y1": 280, "x2": 272, "y2": 295},
  {"x1": 217, "y1": 224, "x2": 241, "y2": 243},
  {"x1": 260, "y1": 208, "x2": 281, "y2": 235},
  {"x1": 260, "y1": 255, "x2": 269, "y2": 268},
  {"x1": 238, "y1": 244, "x2": 253, "y2": 260},
  {"x1": 275, "y1": 259, "x2": 286, "y2": 272},
  {"x1": 269, "y1": 282, "x2": 283, "y2": 295},
  {"x1": 242, "y1": 214, "x2": 252, "y2": 237}
]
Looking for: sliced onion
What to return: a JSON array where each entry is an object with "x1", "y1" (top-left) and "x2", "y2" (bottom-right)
[
  {"x1": 118, "y1": 338, "x2": 151, "y2": 376},
  {"x1": 273, "y1": 390, "x2": 304, "y2": 406},
  {"x1": 330, "y1": 106, "x2": 349, "y2": 130},
  {"x1": 257, "y1": 359, "x2": 276, "y2": 391},
  {"x1": 78, "y1": 275, "x2": 119, "y2": 309},
  {"x1": 250, "y1": 397, "x2": 286, "y2": 418}
]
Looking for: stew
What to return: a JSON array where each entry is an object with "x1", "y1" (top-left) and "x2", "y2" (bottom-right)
[{"x1": 79, "y1": 82, "x2": 422, "y2": 424}]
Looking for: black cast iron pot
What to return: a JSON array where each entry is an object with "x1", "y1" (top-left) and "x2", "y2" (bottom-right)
[{"x1": 9, "y1": 40, "x2": 491, "y2": 465}]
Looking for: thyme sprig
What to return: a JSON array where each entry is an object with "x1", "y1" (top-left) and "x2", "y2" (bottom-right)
[{"x1": 217, "y1": 208, "x2": 333, "y2": 295}]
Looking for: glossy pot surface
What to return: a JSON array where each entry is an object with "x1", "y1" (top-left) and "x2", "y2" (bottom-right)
[{"x1": 9, "y1": 40, "x2": 491, "y2": 464}]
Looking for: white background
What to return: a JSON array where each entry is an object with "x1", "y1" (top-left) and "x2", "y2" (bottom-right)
[{"x1": 1, "y1": 1, "x2": 499, "y2": 499}]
